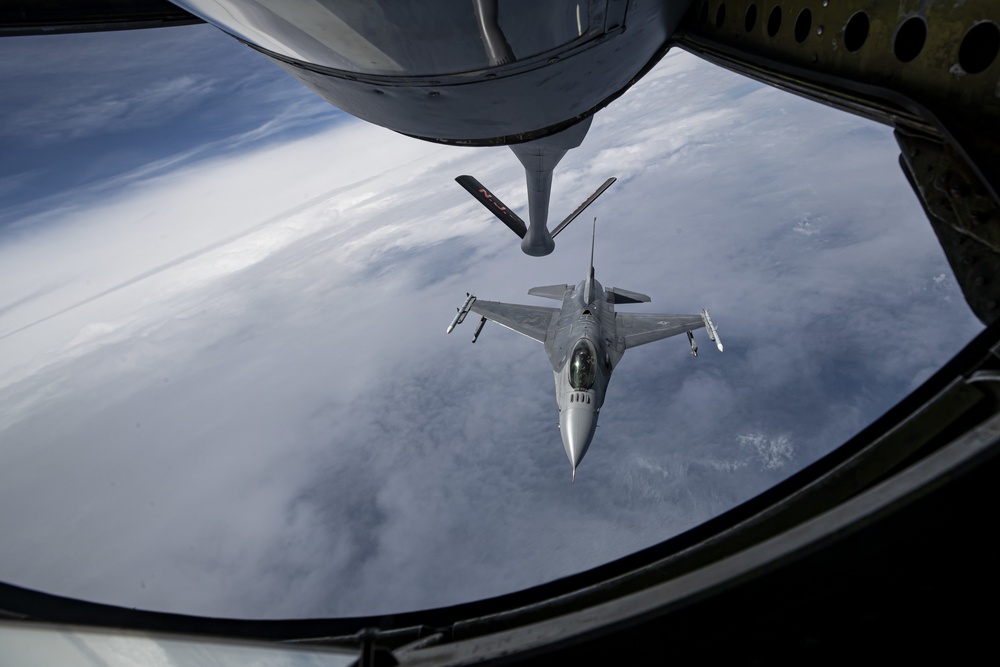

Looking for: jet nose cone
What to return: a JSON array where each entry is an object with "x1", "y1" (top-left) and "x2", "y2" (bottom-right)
[{"x1": 560, "y1": 406, "x2": 598, "y2": 475}]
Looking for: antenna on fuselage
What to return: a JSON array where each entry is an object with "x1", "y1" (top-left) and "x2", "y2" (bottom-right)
[
  {"x1": 590, "y1": 217, "x2": 596, "y2": 276},
  {"x1": 584, "y1": 217, "x2": 596, "y2": 305}
]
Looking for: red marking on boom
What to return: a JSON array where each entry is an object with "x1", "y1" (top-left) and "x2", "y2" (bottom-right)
[{"x1": 478, "y1": 188, "x2": 507, "y2": 212}]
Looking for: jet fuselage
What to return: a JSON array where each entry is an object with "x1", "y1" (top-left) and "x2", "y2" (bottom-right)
[{"x1": 546, "y1": 276, "x2": 623, "y2": 474}]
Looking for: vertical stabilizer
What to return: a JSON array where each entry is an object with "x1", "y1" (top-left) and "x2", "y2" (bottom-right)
[{"x1": 584, "y1": 217, "x2": 596, "y2": 305}]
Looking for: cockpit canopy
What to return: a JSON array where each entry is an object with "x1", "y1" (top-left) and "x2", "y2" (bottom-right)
[{"x1": 569, "y1": 339, "x2": 597, "y2": 390}]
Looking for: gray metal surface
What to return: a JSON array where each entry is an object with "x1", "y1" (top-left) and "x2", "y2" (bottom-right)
[
  {"x1": 506, "y1": 119, "x2": 593, "y2": 255},
  {"x1": 183, "y1": 0, "x2": 694, "y2": 144},
  {"x1": 449, "y1": 224, "x2": 721, "y2": 476},
  {"x1": 455, "y1": 170, "x2": 616, "y2": 256}
]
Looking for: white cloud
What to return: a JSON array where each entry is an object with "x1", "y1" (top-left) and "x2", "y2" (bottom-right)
[
  {"x1": 0, "y1": 43, "x2": 984, "y2": 619},
  {"x1": 738, "y1": 433, "x2": 795, "y2": 470},
  {"x1": 2, "y1": 70, "x2": 218, "y2": 144}
]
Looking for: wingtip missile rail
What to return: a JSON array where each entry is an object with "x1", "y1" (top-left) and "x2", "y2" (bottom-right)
[
  {"x1": 447, "y1": 293, "x2": 477, "y2": 334},
  {"x1": 700, "y1": 309, "x2": 723, "y2": 352}
]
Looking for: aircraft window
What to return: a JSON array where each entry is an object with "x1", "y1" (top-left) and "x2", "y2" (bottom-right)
[
  {"x1": 959, "y1": 22, "x2": 1000, "y2": 74},
  {"x1": 893, "y1": 17, "x2": 927, "y2": 64},
  {"x1": 767, "y1": 6, "x2": 781, "y2": 38},
  {"x1": 1, "y1": 19, "x2": 988, "y2": 628},
  {"x1": 171, "y1": 0, "x2": 598, "y2": 75},
  {"x1": 794, "y1": 9, "x2": 812, "y2": 44},
  {"x1": 844, "y1": 11, "x2": 870, "y2": 53},
  {"x1": 744, "y1": 4, "x2": 757, "y2": 33},
  {"x1": 569, "y1": 339, "x2": 597, "y2": 390}
]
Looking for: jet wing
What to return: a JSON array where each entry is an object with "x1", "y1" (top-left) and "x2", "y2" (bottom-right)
[
  {"x1": 470, "y1": 300, "x2": 558, "y2": 344},
  {"x1": 616, "y1": 313, "x2": 705, "y2": 349}
]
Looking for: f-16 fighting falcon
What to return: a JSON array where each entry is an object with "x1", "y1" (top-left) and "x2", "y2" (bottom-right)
[{"x1": 448, "y1": 218, "x2": 723, "y2": 480}]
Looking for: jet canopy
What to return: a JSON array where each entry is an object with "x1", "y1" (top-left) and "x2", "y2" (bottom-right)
[{"x1": 569, "y1": 339, "x2": 598, "y2": 390}]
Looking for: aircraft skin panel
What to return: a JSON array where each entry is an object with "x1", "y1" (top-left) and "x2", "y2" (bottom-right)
[
  {"x1": 617, "y1": 313, "x2": 704, "y2": 349},
  {"x1": 527, "y1": 284, "x2": 570, "y2": 300},
  {"x1": 470, "y1": 300, "x2": 558, "y2": 343},
  {"x1": 607, "y1": 287, "x2": 651, "y2": 304}
]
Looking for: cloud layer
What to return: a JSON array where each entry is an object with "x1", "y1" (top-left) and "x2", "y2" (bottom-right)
[
  {"x1": 0, "y1": 34, "x2": 983, "y2": 618},
  {"x1": 0, "y1": 25, "x2": 340, "y2": 226}
]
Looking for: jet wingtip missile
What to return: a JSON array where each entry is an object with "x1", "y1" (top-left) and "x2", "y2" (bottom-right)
[
  {"x1": 700, "y1": 308, "x2": 723, "y2": 352},
  {"x1": 447, "y1": 294, "x2": 477, "y2": 334}
]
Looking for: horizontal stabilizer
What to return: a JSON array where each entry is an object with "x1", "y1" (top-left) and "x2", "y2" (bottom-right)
[
  {"x1": 550, "y1": 176, "x2": 617, "y2": 238},
  {"x1": 528, "y1": 284, "x2": 570, "y2": 300},
  {"x1": 607, "y1": 287, "x2": 651, "y2": 304},
  {"x1": 455, "y1": 175, "x2": 527, "y2": 239}
]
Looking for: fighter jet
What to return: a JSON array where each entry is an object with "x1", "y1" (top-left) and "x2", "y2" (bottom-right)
[{"x1": 447, "y1": 218, "x2": 723, "y2": 480}]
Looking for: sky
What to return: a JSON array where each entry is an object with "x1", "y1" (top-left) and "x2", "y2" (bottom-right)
[{"x1": 0, "y1": 24, "x2": 984, "y2": 619}]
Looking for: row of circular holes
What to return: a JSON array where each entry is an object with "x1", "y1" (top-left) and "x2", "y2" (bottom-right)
[{"x1": 700, "y1": 3, "x2": 1000, "y2": 74}]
